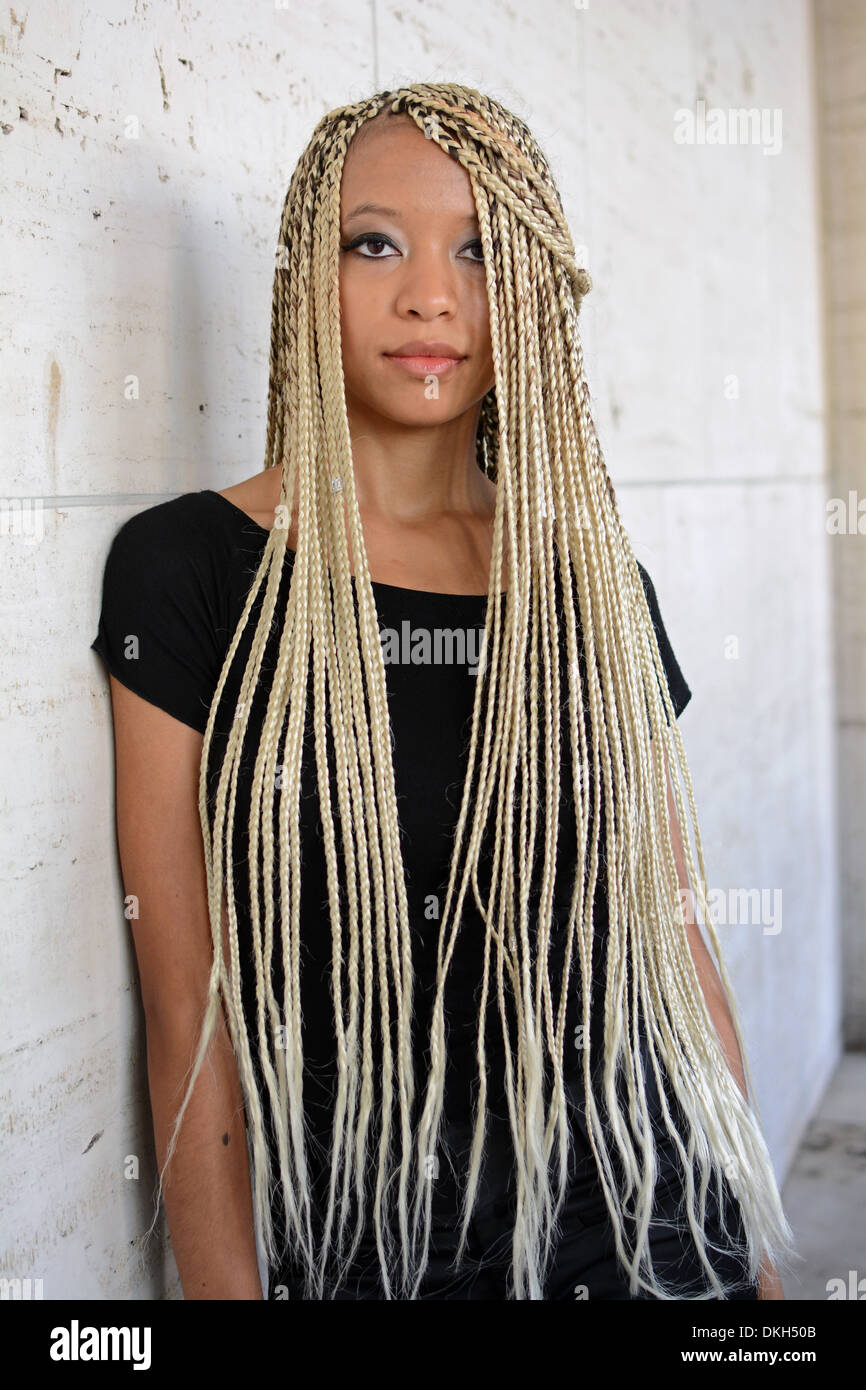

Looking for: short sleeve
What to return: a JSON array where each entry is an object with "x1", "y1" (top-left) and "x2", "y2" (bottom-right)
[
  {"x1": 90, "y1": 501, "x2": 226, "y2": 735},
  {"x1": 635, "y1": 561, "x2": 692, "y2": 723}
]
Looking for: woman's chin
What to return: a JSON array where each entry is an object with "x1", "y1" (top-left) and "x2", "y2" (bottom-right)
[{"x1": 347, "y1": 394, "x2": 474, "y2": 430}]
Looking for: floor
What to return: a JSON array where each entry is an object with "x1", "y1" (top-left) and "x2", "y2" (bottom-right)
[{"x1": 779, "y1": 1051, "x2": 866, "y2": 1300}]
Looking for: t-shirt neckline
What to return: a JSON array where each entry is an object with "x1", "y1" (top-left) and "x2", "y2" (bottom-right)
[{"x1": 203, "y1": 489, "x2": 500, "y2": 602}]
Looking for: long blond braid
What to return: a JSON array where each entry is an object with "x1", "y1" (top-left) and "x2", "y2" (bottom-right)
[{"x1": 150, "y1": 81, "x2": 795, "y2": 1301}]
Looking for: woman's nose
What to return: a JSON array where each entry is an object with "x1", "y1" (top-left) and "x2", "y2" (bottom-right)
[{"x1": 393, "y1": 251, "x2": 460, "y2": 317}]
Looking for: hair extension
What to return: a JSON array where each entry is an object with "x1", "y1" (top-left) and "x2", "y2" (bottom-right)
[{"x1": 150, "y1": 81, "x2": 795, "y2": 1300}]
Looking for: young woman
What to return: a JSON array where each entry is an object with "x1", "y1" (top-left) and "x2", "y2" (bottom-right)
[{"x1": 91, "y1": 82, "x2": 794, "y2": 1300}]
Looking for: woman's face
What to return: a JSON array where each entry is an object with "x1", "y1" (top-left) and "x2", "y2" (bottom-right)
[{"x1": 337, "y1": 115, "x2": 496, "y2": 428}]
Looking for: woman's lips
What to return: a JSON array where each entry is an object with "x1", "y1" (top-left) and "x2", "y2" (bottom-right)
[{"x1": 383, "y1": 354, "x2": 465, "y2": 377}]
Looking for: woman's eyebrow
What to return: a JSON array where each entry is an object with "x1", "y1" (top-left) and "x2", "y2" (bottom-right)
[
  {"x1": 344, "y1": 201, "x2": 479, "y2": 225},
  {"x1": 344, "y1": 202, "x2": 400, "y2": 220}
]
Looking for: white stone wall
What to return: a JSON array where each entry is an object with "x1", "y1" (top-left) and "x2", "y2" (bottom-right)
[
  {"x1": 0, "y1": 0, "x2": 841, "y2": 1298},
  {"x1": 814, "y1": 0, "x2": 866, "y2": 1052}
]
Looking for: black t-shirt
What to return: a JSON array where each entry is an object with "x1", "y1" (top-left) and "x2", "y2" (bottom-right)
[
  {"x1": 90, "y1": 489, "x2": 691, "y2": 739},
  {"x1": 91, "y1": 487, "x2": 692, "y2": 1223}
]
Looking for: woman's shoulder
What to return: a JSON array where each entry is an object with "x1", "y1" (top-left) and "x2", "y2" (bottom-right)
[
  {"x1": 92, "y1": 487, "x2": 267, "y2": 664},
  {"x1": 90, "y1": 490, "x2": 261, "y2": 734},
  {"x1": 554, "y1": 548, "x2": 692, "y2": 721},
  {"x1": 100, "y1": 488, "x2": 268, "y2": 582},
  {"x1": 106, "y1": 488, "x2": 229, "y2": 551}
]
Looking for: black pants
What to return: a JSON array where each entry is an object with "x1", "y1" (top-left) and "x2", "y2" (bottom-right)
[{"x1": 267, "y1": 1115, "x2": 761, "y2": 1301}]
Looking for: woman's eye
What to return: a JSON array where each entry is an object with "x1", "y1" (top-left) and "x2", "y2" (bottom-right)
[
  {"x1": 343, "y1": 235, "x2": 397, "y2": 259},
  {"x1": 340, "y1": 235, "x2": 485, "y2": 263}
]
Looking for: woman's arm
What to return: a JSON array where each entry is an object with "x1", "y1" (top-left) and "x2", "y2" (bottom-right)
[
  {"x1": 108, "y1": 675, "x2": 264, "y2": 1299},
  {"x1": 653, "y1": 736, "x2": 785, "y2": 1301}
]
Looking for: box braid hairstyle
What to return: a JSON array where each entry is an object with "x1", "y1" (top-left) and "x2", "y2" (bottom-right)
[{"x1": 151, "y1": 81, "x2": 794, "y2": 1300}]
